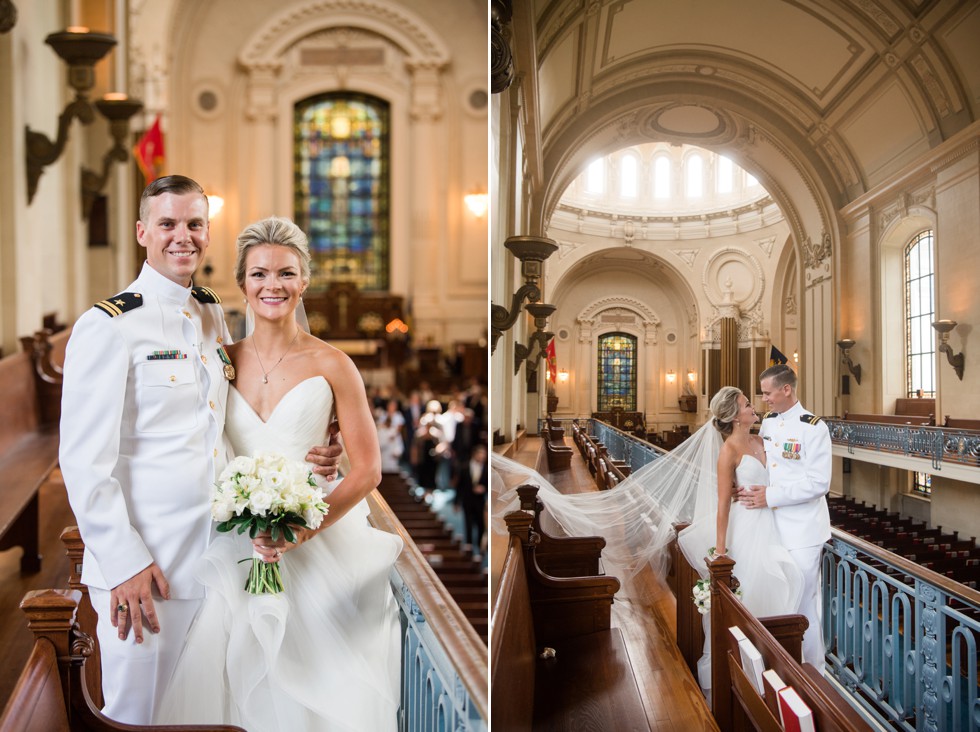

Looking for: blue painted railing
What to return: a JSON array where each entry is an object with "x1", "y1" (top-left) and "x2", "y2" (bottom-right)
[
  {"x1": 823, "y1": 528, "x2": 980, "y2": 731},
  {"x1": 824, "y1": 418, "x2": 980, "y2": 470},
  {"x1": 367, "y1": 493, "x2": 488, "y2": 732}
]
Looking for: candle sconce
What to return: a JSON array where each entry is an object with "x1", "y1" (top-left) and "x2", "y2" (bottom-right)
[
  {"x1": 514, "y1": 302, "x2": 556, "y2": 375},
  {"x1": 491, "y1": 235, "x2": 559, "y2": 353},
  {"x1": 836, "y1": 339, "x2": 862, "y2": 385},
  {"x1": 80, "y1": 95, "x2": 144, "y2": 218},
  {"x1": 25, "y1": 28, "x2": 118, "y2": 202},
  {"x1": 932, "y1": 320, "x2": 964, "y2": 380}
]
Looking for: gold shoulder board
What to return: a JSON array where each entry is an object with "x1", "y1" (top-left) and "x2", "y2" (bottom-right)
[
  {"x1": 94, "y1": 292, "x2": 143, "y2": 317},
  {"x1": 191, "y1": 287, "x2": 222, "y2": 304}
]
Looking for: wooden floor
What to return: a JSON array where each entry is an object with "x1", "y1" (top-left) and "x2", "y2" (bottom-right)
[
  {"x1": 0, "y1": 469, "x2": 74, "y2": 710},
  {"x1": 491, "y1": 435, "x2": 718, "y2": 731}
]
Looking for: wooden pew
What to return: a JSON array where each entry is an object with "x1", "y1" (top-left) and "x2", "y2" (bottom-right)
[
  {"x1": 944, "y1": 416, "x2": 980, "y2": 431},
  {"x1": 842, "y1": 411, "x2": 934, "y2": 426},
  {"x1": 0, "y1": 589, "x2": 243, "y2": 732},
  {"x1": 705, "y1": 556, "x2": 873, "y2": 731},
  {"x1": 895, "y1": 397, "x2": 935, "y2": 418},
  {"x1": 543, "y1": 437, "x2": 573, "y2": 471},
  {"x1": 516, "y1": 485, "x2": 605, "y2": 577},
  {"x1": 0, "y1": 328, "x2": 68, "y2": 574},
  {"x1": 545, "y1": 415, "x2": 565, "y2": 441},
  {"x1": 491, "y1": 510, "x2": 650, "y2": 731}
]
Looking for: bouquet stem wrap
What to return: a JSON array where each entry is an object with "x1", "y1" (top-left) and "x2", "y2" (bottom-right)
[
  {"x1": 245, "y1": 551, "x2": 286, "y2": 594},
  {"x1": 212, "y1": 452, "x2": 329, "y2": 596}
]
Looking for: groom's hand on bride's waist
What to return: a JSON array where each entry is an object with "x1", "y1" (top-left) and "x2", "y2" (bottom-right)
[
  {"x1": 737, "y1": 485, "x2": 769, "y2": 509},
  {"x1": 307, "y1": 421, "x2": 343, "y2": 480},
  {"x1": 109, "y1": 563, "x2": 170, "y2": 644}
]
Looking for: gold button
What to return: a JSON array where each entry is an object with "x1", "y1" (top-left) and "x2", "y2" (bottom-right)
[
  {"x1": 209, "y1": 400, "x2": 215, "y2": 409},
  {"x1": 183, "y1": 311, "x2": 191, "y2": 318},
  {"x1": 201, "y1": 355, "x2": 208, "y2": 364},
  {"x1": 213, "y1": 448, "x2": 218, "y2": 457},
  {"x1": 216, "y1": 336, "x2": 223, "y2": 344},
  {"x1": 170, "y1": 375, "x2": 176, "y2": 382}
]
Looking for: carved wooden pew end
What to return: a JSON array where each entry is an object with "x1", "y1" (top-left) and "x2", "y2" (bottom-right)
[{"x1": 491, "y1": 509, "x2": 650, "y2": 730}]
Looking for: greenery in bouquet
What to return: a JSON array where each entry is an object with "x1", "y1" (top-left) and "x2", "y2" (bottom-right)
[{"x1": 211, "y1": 452, "x2": 329, "y2": 594}]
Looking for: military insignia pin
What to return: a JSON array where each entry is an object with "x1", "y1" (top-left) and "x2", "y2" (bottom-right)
[{"x1": 217, "y1": 346, "x2": 236, "y2": 380}]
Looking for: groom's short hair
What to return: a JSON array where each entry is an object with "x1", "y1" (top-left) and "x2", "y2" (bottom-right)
[
  {"x1": 139, "y1": 175, "x2": 205, "y2": 222},
  {"x1": 760, "y1": 363, "x2": 797, "y2": 390}
]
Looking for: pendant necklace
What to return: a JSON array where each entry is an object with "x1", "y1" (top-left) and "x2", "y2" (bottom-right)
[{"x1": 252, "y1": 329, "x2": 301, "y2": 384}]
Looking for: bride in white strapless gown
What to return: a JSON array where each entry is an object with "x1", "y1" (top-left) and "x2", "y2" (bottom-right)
[
  {"x1": 678, "y1": 453, "x2": 802, "y2": 615},
  {"x1": 156, "y1": 377, "x2": 403, "y2": 731},
  {"x1": 677, "y1": 387, "x2": 802, "y2": 697},
  {"x1": 155, "y1": 216, "x2": 404, "y2": 731}
]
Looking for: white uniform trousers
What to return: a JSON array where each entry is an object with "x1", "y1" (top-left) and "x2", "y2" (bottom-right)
[
  {"x1": 787, "y1": 545, "x2": 825, "y2": 670},
  {"x1": 89, "y1": 586, "x2": 201, "y2": 725}
]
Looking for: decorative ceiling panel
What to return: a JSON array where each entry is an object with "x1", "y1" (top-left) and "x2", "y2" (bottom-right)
[
  {"x1": 839, "y1": 80, "x2": 929, "y2": 183},
  {"x1": 538, "y1": 27, "x2": 580, "y2": 131},
  {"x1": 597, "y1": 0, "x2": 866, "y2": 103},
  {"x1": 941, "y1": 4, "x2": 980, "y2": 111}
]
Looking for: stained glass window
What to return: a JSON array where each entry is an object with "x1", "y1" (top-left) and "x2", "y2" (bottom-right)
[
  {"x1": 294, "y1": 92, "x2": 390, "y2": 291},
  {"x1": 912, "y1": 471, "x2": 932, "y2": 496},
  {"x1": 597, "y1": 333, "x2": 637, "y2": 411},
  {"x1": 905, "y1": 230, "x2": 935, "y2": 397}
]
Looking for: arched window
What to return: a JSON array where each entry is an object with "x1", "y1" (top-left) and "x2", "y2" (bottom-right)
[
  {"x1": 597, "y1": 333, "x2": 637, "y2": 411},
  {"x1": 717, "y1": 155, "x2": 733, "y2": 194},
  {"x1": 586, "y1": 158, "x2": 604, "y2": 194},
  {"x1": 620, "y1": 154, "x2": 638, "y2": 197},
  {"x1": 294, "y1": 92, "x2": 390, "y2": 291},
  {"x1": 905, "y1": 230, "x2": 935, "y2": 397},
  {"x1": 685, "y1": 154, "x2": 703, "y2": 198},
  {"x1": 653, "y1": 156, "x2": 670, "y2": 199}
]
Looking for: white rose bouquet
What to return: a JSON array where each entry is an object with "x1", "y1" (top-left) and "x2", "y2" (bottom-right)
[
  {"x1": 212, "y1": 451, "x2": 329, "y2": 594},
  {"x1": 692, "y1": 579, "x2": 712, "y2": 615}
]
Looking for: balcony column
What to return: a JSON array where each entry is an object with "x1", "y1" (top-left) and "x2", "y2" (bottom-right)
[{"x1": 719, "y1": 290, "x2": 740, "y2": 388}]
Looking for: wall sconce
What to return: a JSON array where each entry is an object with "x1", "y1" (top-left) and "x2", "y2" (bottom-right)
[
  {"x1": 836, "y1": 339, "x2": 862, "y2": 385},
  {"x1": 206, "y1": 193, "x2": 225, "y2": 219},
  {"x1": 25, "y1": 27, "x2": 118, "y2": 202},
  {"x1": 666, "y1": 370, "x2": 676, "y2": 384},
  {"x1": 491, "y1": 235, "x2": 558, "y2": 353},
  {"x1": 557, "y1": 368, "x2": 569, "y2": 383},
  {"x1": 79, "y1": 93, "x2": 144, "y2": 218},
  {"x1": 932, "y1": 320, "x2": 964, "y2": 380},
  {"x1": 687, "y1": 369, "x2": 696, "y2": 383},
  {"x1": 514, "y1": 302, "x2": 556, "y2": 374},
  {"x1": 464, "y1": 187, "x2": 488, "y2": 217}
]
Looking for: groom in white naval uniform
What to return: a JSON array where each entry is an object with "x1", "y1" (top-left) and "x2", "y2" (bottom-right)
[
  {"x1": 738, "y1": 363, "x2": 832, "y2": 670},
  {"x1": 60, "y1": 176, "x2": 339, "y2": 724}
]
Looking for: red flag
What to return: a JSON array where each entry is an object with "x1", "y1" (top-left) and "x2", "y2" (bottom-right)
[
  {"x1": 134, "y1": 115, "x2": 165, "y2": 182},
  {"x1": 545, "y1": 338, "x2": 557, "y2": 384}
]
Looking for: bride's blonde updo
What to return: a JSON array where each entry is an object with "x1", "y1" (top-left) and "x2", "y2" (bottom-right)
[
  {"x1": 235, "y1": 216, "x2": 312, "y2": 289},
  {"x1": 709, "y1": 386, "x2": 743, "y2": 437}
]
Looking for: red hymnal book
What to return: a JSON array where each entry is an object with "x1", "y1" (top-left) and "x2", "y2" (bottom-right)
[{"x1": 778, "y1": 686, "x2": 816, "y2": 732}]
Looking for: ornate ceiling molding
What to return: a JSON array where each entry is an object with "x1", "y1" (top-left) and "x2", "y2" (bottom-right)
[
  {"x1": 577, "y1": 296, "x2": 662, "y2": 345},
  {"x1": 702, "y1": 247, "x2": 765, "y2": 313},
  {"x1": 238, "y1": 0, "x2": 450, "y2": 70}
]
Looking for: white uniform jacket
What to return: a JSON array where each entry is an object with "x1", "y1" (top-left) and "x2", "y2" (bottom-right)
[
  {"x1": 60, "y1": 264, "x2": 231, "y2": 598},
  {"x1": 759, "y1": 400, "x2": 832, "y2": 550}
]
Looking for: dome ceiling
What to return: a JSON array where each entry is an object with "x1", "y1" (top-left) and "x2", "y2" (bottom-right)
[{"x1": 510, "y1": 0, "x2": 980, "y2": 224}]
